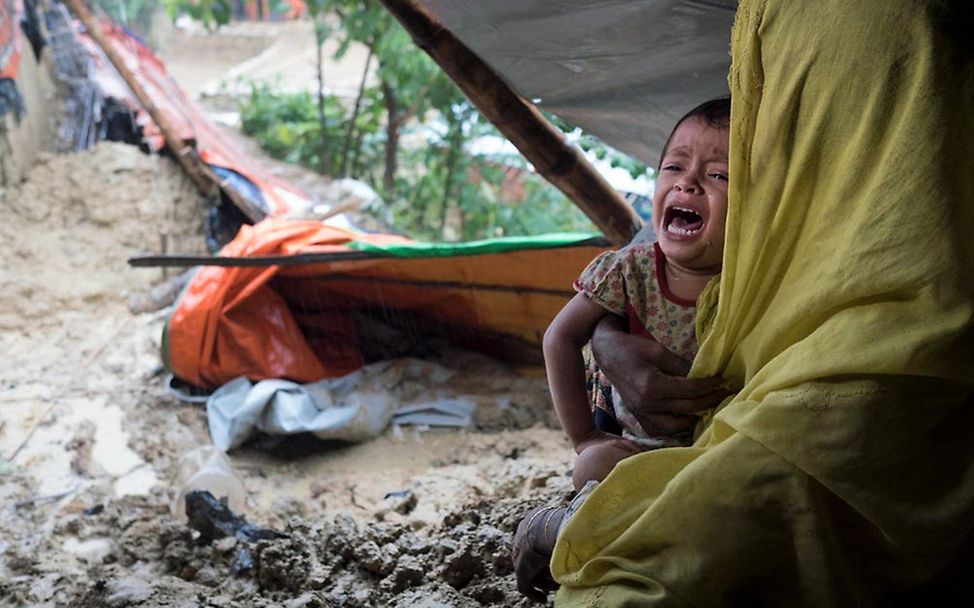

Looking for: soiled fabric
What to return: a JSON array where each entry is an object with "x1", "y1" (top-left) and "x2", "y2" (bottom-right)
[{"x1": 553, "y1": 1, "x2": 974, "y2": 605}]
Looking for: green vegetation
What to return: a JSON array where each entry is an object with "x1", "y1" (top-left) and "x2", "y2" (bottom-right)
[
  {"x1": 238, "y1": 83, "x2": 598, "y2": 240},
  {"x1": 164, "y1": 0, "x2": 650, "y2": 241}
]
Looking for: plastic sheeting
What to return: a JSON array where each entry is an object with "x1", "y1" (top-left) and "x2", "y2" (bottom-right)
[
  {"x1": 206, "y1": 364, "x2": 402, "y2": 451},
  {"x1": 419, "y1": 0, "x2": 737, "y2": 166},
  {"x1": 0, "y1": 0, "x2": 24, "y2": 120},
  {"x1": 76, "y1": 17, "x2": 314, "y2": 217},
  {"x1": 0, "y1": 0, "x2": 22, "y2": 81},
  {"x1": 206, "y1": 358, "x2": 482, "y2": 450}
]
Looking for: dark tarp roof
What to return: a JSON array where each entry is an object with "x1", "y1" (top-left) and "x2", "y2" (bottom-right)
[{"x1": 419, "y1": 0, "x2": 737, "y2": 166}]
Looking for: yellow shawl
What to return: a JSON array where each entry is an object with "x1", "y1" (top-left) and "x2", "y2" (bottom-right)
[{"x1": 554, "y1": 0, "x2": 974, "y2": 605}]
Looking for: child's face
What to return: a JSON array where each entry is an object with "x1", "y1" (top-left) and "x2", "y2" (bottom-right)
[{"x1": 652, "y1": 116, "x2": 729, "y2": 274}]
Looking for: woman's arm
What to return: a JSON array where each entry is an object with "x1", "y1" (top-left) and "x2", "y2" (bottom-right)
[{"x1": 591, "y1": 316, "x2": 728, "y2": 436}]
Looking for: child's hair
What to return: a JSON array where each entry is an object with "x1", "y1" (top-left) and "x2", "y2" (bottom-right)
[{"x1": 658, "y1": 97, "x2": 731, "y2": 168}]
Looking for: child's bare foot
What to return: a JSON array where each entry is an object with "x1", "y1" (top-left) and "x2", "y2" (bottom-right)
[
  {"x1": 512, "y1": 505, "x2": 567, "y2": 602},
  {"x1": 573, "y1": 436, "x2": 643, "y2": 490}
]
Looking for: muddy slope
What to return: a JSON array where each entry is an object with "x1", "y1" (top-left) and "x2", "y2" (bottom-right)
[{"x1": 0, "y1": 143, "x2": 570, "y2": 607}]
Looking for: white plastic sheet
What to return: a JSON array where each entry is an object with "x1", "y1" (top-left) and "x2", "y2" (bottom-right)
[{"x1": 206, "y1": 359, "x2": 482, "y2": 450}]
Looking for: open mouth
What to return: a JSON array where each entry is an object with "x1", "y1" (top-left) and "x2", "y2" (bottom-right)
[{"x1": 663, "y1": 206, "x2": 705, "y2": 236}]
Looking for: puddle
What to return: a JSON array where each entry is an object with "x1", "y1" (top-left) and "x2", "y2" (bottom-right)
[{"x1": 8, "y1": 396, "x2": 159, "y2": 498}]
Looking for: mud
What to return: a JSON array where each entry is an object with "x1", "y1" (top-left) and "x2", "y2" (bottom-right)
[{"x1": 0, "y1": 142, "x2": 570, "y2": 607}]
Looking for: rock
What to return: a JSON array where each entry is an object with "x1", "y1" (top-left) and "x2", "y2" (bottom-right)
[
  {"x1": 63, "y1": 536, "x2": 114, "y2": 564},
  {"x1": 353, "y1": 540, "x2": 394, "y2": 576},
  {"x1": 438, "y1": 543, "x2": 482, "y2": 590},
  {"x1": 78, "y1": 576, "x2": 154, "y2": 607},
  {"x1": 255, "y1": 536, "x2": 312, "y2": 592},
  {"x1": 384, "y1": 554, "x2": 426, "y2": 593}
]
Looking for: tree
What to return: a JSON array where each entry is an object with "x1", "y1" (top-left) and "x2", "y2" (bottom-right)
[
  {"x1": 326, "y1": 0, "x2": 457, "y2": 200},
  {"x1": 306, "y1": 0, "x2": 334, "y2": 174},
  {"x1": 164, "y1": 0, "x2": 646, "y2": 241}
]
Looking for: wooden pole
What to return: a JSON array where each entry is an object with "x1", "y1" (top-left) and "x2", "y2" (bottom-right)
[
  {"x1": 378, "y1": 0, "x2": 641, "y2": 245},
  {"x1": 64, "y1": 0, "x2": 266, "y2": 223}
]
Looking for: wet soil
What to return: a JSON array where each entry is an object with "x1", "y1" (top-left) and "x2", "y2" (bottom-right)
[{"x1": 0, "y1": 142, "x2": 570, "y2": 607}]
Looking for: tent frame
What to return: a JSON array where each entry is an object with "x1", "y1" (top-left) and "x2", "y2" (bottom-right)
[{"x1": 379, "y1": 0, "x2": 642, "y2": 246}]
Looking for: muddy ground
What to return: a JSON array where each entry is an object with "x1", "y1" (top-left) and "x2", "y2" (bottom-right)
[{"x1": 0, "y1": 130, "x2": 570, "y2": 607}]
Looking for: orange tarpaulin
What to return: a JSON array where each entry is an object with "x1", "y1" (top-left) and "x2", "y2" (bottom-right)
[
  {"x1": 165, "y1": 219, "x2": 608, "y2": 388},
  {"x1": 80, "y1": 18, "x2": 312, "y2": 216},
  {"x1": 0, "y1": 0, "x2": 22, "y2": 81}
]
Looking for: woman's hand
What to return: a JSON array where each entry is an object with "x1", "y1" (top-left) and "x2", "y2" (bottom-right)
[{"x1": 591, "y1": 316, "x2": 729, "y2": 436}]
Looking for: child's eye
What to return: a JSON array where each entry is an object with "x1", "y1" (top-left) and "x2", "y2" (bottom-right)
[
  {"x1": 710, "y1": 172, "x2": 728, "y2": 181},
  {"x1": 662, "y1": 164, "x2": 681, "y2": 172}
]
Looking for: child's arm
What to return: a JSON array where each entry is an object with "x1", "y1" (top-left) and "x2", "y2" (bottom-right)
[{"x1": 543, "y1": 293, "x2": 622, "y2": 452}]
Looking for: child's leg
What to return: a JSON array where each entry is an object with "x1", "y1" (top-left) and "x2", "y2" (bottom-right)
[{"x1": 572, "y1": 440, "x2": 643, "y2": 491}]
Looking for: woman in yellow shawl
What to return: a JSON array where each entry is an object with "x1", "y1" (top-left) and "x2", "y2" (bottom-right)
[{"x1": 524, "y1": 0, "x2": 974, "y2": 604}]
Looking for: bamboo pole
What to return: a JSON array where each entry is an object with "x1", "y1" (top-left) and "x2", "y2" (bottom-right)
[
  {"x1": 64, "y1": 0, "x2": 265, "y2": 223},
  {"x1": 378, "y1": 0, "x2": 641, "y2": 246}
]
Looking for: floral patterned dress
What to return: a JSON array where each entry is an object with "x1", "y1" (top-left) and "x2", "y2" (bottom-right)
[{"x1": 575, "y1": 242, "x2": 698, "y2": 448}]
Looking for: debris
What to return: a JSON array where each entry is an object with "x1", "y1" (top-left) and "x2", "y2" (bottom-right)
[
  {"x1": 393, "y1": 399, "x2": 476, "y2": 427},
  {"x1": 13, "y1": 486, "x2": 80, "y2": 509},
  {"x1": 0, "y1": 16, "x2": 571, "y2": 607},
  {"x1": 183, "y1": 489, "x2": 287, "y2": 574},
  {"x1": 184, "y1": 489, "x2": 286, "y2": 545},
  {"x1": 204, "y1": 364, "x2": 403, "y2": 451},
  {"x1": 127, "y1": 270, "x2": 194, "y2": 314},
  {"x1": 376, "y1": 488, "x2": 418, "y2": 519},
  {"x1": 172, "y1": 447, "x2": 246, "y2": 520},
  {"x1": 5, "y1": 403, "x2": 55, "y2": 462}
]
